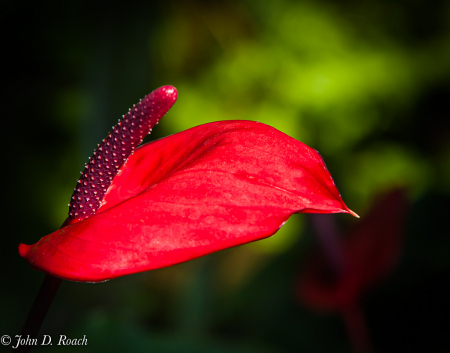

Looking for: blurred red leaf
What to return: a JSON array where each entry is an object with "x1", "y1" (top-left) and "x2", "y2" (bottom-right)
[
  {"x1": 19, "y1": 90, "x2": 355, "y2": 283},
  {"x1": 299, "y1": 189, "x2": 408, "y2": 311}
]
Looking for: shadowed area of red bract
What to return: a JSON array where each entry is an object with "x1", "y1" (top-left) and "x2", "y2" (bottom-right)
[{"x1": 20, "y1": 120, "x2": 355, "y2": 282}]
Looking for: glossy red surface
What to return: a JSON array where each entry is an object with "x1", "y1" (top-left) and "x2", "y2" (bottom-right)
[{"x1": 20, "y1": 95, "x2": 355, "y2": 282}]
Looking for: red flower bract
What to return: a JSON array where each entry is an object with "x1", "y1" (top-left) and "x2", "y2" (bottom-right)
[{"x1": 19, "y1": 86, "x2": 356, "y2": 283}]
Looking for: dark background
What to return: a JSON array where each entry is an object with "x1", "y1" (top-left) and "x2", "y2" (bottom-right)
[{"x1": 2, "y1": 0, "x2": 450, "y2": 352}]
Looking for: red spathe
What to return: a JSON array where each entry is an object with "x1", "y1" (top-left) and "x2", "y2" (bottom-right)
[{"x1": 20, "y1": 120, "x2": 355, "y2": 282}]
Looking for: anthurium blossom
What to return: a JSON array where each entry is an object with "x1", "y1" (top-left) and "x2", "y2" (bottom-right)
[
  {"x1": 19, "y1": 85, "x2": 356, "y2": 283},
  {"x1": 299, "y1": 189, "x2": 407, "y2": 311}
]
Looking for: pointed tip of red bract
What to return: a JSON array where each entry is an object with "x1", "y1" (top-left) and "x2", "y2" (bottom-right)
[
  {"x1": 20, "y1": 116, "x2": 354, "y2": 282},
  {"x1": 346, "y1": 208, "x2": 360, "y2": 218}
]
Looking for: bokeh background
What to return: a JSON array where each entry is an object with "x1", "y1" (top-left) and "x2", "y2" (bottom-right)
[{"x1": 2, "y1": 0, "x2": 450, "y2": 351}]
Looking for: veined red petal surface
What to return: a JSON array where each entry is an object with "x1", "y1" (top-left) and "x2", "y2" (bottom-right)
[{"x1": 20, "y1": 120, "x2": 355, "y2": 283}]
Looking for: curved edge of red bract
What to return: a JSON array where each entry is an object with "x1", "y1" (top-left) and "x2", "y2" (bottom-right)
[
  {"x1": 18, "y1": 212, "x2": 292, "y2": 283},
  {"x1": 19, "y1": 120, "x2": 355, "y2": 282}
]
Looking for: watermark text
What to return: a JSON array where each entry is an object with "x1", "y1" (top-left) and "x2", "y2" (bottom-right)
[{"x1": 0, "y1": 334, "x2": 88, "y2": 349}]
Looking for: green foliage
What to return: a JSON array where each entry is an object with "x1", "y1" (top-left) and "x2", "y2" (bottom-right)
[
  {"x1": 4, "y1": 0, "x2": 450, "y2": 351},
  {"x1": 153, "y1": 0, "x2": 448, "y2": 214}
]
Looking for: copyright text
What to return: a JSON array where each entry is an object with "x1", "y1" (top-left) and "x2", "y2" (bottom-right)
[{"x1": 0, "y1": 334, "x2": 88, "y2": 349}]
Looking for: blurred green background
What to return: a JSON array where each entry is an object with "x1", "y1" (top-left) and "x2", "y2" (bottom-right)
[{"x1": 2, "y1": 0, "x2": 450, "y2": 351}]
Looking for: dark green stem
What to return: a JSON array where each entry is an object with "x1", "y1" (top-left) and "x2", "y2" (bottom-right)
[{"x1": 15, "y1": 275, "x2": 62, "y2": 353}]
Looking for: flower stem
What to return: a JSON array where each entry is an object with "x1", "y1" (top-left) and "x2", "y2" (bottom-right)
[
  {"x1": 309, "y1": 214, "x2": 346, "y2": 276},
  {"x1": 310, "y1": 215, "x2": 373, "y2": 353},
  {"x1": 342, "y1": 303, "x2": 373, "y2": 353},
  {"x1": 16, "y1": 275, "x2": 62, "y2": 353}
]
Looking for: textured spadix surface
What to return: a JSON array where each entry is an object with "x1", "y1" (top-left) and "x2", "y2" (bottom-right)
[
  {"x1": 68, "y1": 85, "x2": 178, "y2": 220},
  {"x1": 19, "y1": 91, "x2": 355, "y2": 282}
]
